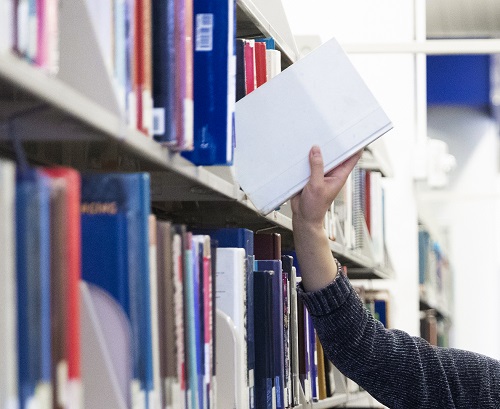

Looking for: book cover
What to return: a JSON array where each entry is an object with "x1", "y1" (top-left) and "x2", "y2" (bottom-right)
[
  {"x1": 243, "y1": 39, "x2": 256, "y2": 94},
  {"x1": 254, "y1": 41, "x2": 267, "y2": 87},
  {"x1": 215, "y1": 247, "x2": 248, "y2": 409},
  {"x1": 288, "y1": 265, "x2": 300, "y2": 407},
  {"x1": 16, "y1": 168, "x2": 53, "y2": 409},
  {"x1": 254, "y1": 232, "x2": 281, "y2": 260},
  {"x1": 0, "y1": 159, "x2": 18, "y2": 409},
  {"x1": 173, "y1": 0, "x2": 194, "y2": 151},
  {"x1": 148, "y1": 215, "x2": 161, "y2": 409},
  {"x1": 80, "y1": 173, "x2": 153, "y2": 409},
  {"x1": 281, "y1": 256, "x2": 293, "y2": 407},
  {"x1": 265, "y1": 49, "x2": 281, "y2": 80},
  {"x1": 236, "y1": 39, "x2": 246, "y2": 102},
  {"x1": 255, "y1": 260, "x2": 284, "y2": 409},
  {"x1": 191, "y1": 235, "x2": 206, "y2": 409},
  {"x1": 42, "y1": 167, "x2": 82, "y2": 409},
  {"x1": 156, "y1": 220, "x2": 176, "y2": 407},
  {"x1": 152, "y1": 0, "x2": 176, "y2": 144},
  {"x1": 181, "y1": 0, "x2": 236, "y2": 165},
  {"x1": 198, "y1": 235, "x2": 213, "y2": 409},
  {"x1": 0, "y1": 0, "x2": 13, "y2": 52},
  {"x1": 172, "y1": 225, "x2": 187, "y2": 409},
  {"x1": 253, "y1": 270, "x2": 274, "y2": 409},
  {"x1": 183, "y1": 232, "x2": 199, "y2": 409},
  {"x1": 234, "y1": 37, "x2": 393, "y2": 215}
]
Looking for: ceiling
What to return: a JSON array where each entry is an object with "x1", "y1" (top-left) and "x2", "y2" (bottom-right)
[{"x1": 427, "y1": 0, "x2": 500, "y2": 39}]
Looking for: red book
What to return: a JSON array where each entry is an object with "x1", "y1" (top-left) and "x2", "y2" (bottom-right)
[
  {"x1": 243, "y1": 39, "x2": 256, "y2": 94},
  {"x1": 254, "y1": 41, "x2": 268, "y2": 88},
  {"x1": 42, "y1": 167, "x2": 81, "y2": 406},
  {"x1": 134, "y1": 0, "x2": 144, "y2": 133}
]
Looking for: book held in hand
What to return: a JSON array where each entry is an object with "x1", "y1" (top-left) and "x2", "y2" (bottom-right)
[{"x1": 234, "y1": 37, "x2": 393, "y2": 215}]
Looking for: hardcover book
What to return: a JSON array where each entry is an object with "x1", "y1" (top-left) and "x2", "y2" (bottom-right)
[
  {"x1": 181, "y1": 0, "x2": 236, "y2": 165},
  {"x1": 80, "y1": 173, "x2": 153, "y2": 409},
  {"x1": 234, "y1": 37, "x2": 393, "y2": 215},
  {"x1": 255, "y1": 259, "x2": 284, "y2": 409},
  {"x1": 16, "y1": 168, "x2": 53, "y2": 409},
  {"x1": 252, "y1": 270, "x2": 274, "y2": 409}
]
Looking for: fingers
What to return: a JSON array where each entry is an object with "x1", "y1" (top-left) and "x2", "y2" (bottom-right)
[
  {"x1": 309, "y1": 145, "x2": 324, "y2": 187},
  {"x1": 325, "y1": 149, "x2": 362, "y2": 179}
]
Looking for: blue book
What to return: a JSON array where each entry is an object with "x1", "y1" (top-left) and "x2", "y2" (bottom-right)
[
  {"x1": 181, "y1": 0, "x2": 236, "y2": 165},
  {"x1": 182, "y1": 232, "x2": 200, "y2": 409},
  {"x1": 255, "y1": 37, "x2": 275, "y2": 50},
  {"x1": 152, "y1": 0, "x2": 176, "y2": 144},
  {"x1": 253, "y1": 270, "x2": 274, "y2": 409},
  {"x1": 16, "y1": 168, "x2": 52, "y2": 408},
  {"x1": 307, "y1": 313, "x2": 318, "y2": 401},
  {"x1": 255, "y1": 259, "x2": 284, "y2": 409},
  {"x1": 80, "y1": 173, "x2": 153, "y2": 409},
  {"x1": 192, "y1": 236, "x2": 205, "y2": 409}
]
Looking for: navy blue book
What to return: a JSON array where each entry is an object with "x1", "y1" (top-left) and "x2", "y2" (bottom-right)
[
  {"x1": 181, "y1": 0, "x2": 236, "y2": 165},
  {"x1": 255, "y1": 259, "x2": 284, "y2": 409},
  {"x1": 236, "y1": 39, "x2": 246, "y2": 102},
  {"x1": 80, "y1": 173, "x2": 154, "y2": 408},
  {"x1": 16, "y1": 168, "x2": 52, "y2": 409},
  {"x1": 193, "y1": 227, "x2": 255, "y2": 408},
  {"x1": 253, "y1": 270, "x2": 274, "y2": 409},
  {"x1": 152, "y1": 0, "x2": 176, "y2": 144}
]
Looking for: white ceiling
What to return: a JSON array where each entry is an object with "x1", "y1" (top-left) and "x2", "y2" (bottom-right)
[{"x1": 427, "y1": 0, "x2": 500, "y2": 39}]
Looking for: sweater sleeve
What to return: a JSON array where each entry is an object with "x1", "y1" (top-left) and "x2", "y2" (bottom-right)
[{"x1": 297, "y1": 272, "x2": 500, "y2": 409}]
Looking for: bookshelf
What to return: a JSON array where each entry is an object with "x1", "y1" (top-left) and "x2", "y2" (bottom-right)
[{"x1": 0, "y1": 0, "x2": 393, "y2": 407}]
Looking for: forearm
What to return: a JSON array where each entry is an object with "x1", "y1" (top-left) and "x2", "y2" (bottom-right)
[{"x1": 292, "y1": 218, "x2": 338, "y2": 292}]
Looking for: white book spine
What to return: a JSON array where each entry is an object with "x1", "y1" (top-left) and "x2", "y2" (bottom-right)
[{"x1": 0, "y1": 160, "x2": 17, "y2": 409}]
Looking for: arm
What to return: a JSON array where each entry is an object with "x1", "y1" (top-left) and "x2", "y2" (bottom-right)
[{"x1": 292, "y1": 146, "x2": 500, "y2": 408}]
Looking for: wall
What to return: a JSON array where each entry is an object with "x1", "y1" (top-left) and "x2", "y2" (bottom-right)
[
  {"x1": 282, "y1": 0, "x2": 421, "y2": 336},
  {"x1": 419, "y1": 106, "x2": 500, "y2": 359}
]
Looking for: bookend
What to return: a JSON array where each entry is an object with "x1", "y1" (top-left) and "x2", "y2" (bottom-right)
[
  {"x1": 80, "y1": 281, "x2": 132, "y2": 409},
  {"x1": 215, "y1": 309, "x2": 245, "y2": 409},
  {"x1": 58, "y1": 0, "x2": 121, "y2": 117}
]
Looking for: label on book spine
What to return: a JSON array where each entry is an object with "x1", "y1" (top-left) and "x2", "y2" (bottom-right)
[{"x1": 195, "y1": 14, "x2": 213, "y2": 52}]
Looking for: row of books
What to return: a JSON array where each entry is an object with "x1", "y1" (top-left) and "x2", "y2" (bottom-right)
[
  {"x1": 418, "y1": 224, "x2": 452, "y2": 314},
  {"x1": 0, "y1": 156, "x2": 361, "y2": 409},
  {"x1": 327, "y1": 166, "x2": 386, "y2": 264},
  {"x1": 0, "y1": 0, "x2": 285, "y2": 167}
]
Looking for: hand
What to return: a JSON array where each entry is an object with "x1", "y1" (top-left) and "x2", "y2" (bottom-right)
[{"x1": 291, "y1": 145, "x2": 362, "y2": 228}]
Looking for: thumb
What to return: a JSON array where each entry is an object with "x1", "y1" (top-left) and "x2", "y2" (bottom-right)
[{"x1": 309, "y1": 145, "x2": 324, "y2": 187}]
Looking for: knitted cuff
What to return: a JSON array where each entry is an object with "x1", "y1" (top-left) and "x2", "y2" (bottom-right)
[{"x1": 297, "y1": 259, "x2": 353, "y2": 316}]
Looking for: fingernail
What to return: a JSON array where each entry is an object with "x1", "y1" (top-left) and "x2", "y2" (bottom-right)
[{"x1": 311, "y1": 145, "x2": 321, "y2": 157}]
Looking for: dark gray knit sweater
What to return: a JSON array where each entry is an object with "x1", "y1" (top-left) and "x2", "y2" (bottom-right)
[{"x1": 298, "y1": 269, "x2": 500, "y2": 408}]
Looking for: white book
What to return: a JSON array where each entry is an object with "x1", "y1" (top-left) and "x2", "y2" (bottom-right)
[
  {"x1": 0, "y1": 0, "x2": 13, "y2": 53},
  {"x1": 265, "y1": 49, "x2": 281, "y2": 80},
  {"x1": 234, "y1": 37, "x2": 393, "y2": 215},
  {"x1": 0, "y1": 159, "x2": 18, "y2": 409},
  {"x1": 215, "y1": 248, "x2": 248, "y2": 409}
]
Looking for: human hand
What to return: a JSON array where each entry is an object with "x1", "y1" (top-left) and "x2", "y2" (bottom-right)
[{"x1": 291, "y1": 145, "x2": 362, "y2": 228}]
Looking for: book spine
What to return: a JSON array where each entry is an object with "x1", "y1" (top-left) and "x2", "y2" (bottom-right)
[{"x1": 0, "y1": 160, "x2": 18, "y2": 409}]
